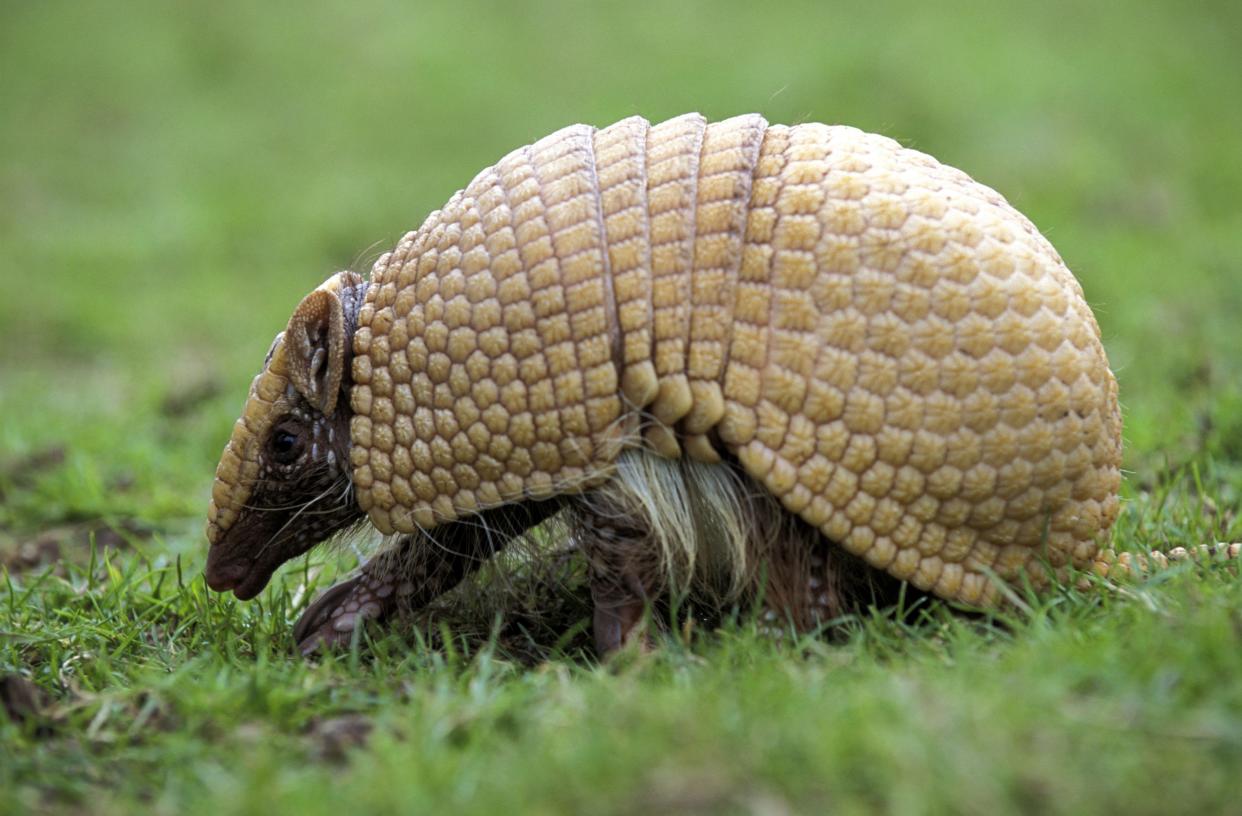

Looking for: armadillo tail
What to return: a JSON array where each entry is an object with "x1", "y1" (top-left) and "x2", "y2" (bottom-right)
[{"x1": 1085, "y1": 542, "x2": 1242, "y2": 582}]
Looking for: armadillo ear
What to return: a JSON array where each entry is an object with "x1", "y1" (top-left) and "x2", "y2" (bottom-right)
[{"x1": 284, "y1": 288, "x2": 346, "y2": 416}]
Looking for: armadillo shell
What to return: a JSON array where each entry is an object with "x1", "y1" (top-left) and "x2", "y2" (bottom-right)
[{"x1": 349, "y1": 113, "x2": 1122, "y2": 607}]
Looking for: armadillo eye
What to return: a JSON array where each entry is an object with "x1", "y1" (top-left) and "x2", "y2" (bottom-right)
[{"x1": 269, "y1": 428, "x2": 304, "y2": 464}]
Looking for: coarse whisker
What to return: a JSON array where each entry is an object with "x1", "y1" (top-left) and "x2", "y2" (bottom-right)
[
  {"x1": 238, "y1": 473, "x2": 350, "y2": 514},
  {"x1": 323, "y1": 518, "x2": 378, "y2": 560},
  {"x1": 241, "y1": 499, "x2": 325, "y2": 512},
  {"x1": 350, "y1": 239, "x2": 389, "y2": 275},
  {"x1": 290, "y1": 504, "x2": 354, "y2": 517},
  {"x1": 232, "y1": 461, "x2": 343, "y2": 489},
  {"x1": 255, "y1": 477, "x2": 354, "y2": 558},
  {"x1": 418, "y1": 524, "x2": 481, "y2": 563}
]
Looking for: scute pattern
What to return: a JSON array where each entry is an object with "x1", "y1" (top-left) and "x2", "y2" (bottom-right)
[
  {"x1": 721, "y1": 124, "x2": 1120, "y2": 604},
  {"x1": 350, "y1": 114, "x2": 1122, "y2": 606}
]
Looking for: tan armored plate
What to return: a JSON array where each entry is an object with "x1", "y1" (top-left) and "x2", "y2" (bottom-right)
[{"x1": 306, "y1": 112, "x2": 1122, "y2": 608}]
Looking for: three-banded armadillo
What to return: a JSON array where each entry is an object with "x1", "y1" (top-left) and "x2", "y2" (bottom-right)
[{"x1": 205, "y1": 112, "x2": 1206, "y2": 655}]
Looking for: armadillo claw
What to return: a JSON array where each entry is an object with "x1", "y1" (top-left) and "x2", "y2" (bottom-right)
[{"x1": 293, "y1": 575, "x2": 396, "y2": 656}]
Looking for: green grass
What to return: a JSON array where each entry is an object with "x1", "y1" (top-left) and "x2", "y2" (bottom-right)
[{"x1": 3, "y1": 0, "x2": 1242, "y2": 812}]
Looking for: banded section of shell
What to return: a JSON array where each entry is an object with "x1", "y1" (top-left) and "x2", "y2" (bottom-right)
[{"x1": 349, "y1": 113, "x2": 1122, "y2": 606}]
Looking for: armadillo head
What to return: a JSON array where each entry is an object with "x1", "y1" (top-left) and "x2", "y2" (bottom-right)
[{"x1": 205, "y1": 271, "x2": 367, "y2": 599}]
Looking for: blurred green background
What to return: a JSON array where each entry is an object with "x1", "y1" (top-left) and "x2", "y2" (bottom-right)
[{"x1": 4, "y1": 2, "x2": 1242, "y2": 812}]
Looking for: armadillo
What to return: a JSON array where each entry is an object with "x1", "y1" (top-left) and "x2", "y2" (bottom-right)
[{"x1": 203, "y1": 113, "x2": 1235, "y2": 655}]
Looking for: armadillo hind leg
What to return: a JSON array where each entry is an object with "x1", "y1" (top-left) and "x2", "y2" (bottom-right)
[
  {"x1": 744, "y1": 490, "x2": 908, "y2": 638},
  {"x1": 571, "y1": 499, "x2": 656, "y2": 656},
  {"x1": 295, "y1": 500, "x2": 564, "y2": 655}
]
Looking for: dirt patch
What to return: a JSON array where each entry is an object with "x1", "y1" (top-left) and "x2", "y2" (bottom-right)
[
  {"x1": 305, "y1": 714, "x2": 375, "y2": 762},
  {"x1": 636, "y1": 768, "x2": 796, "y2": 815},
  {"x1": 0, "y1": 445, "x2": 66, "y2": 499},
  {"x1": 2, "y1": 519, "x2": 156, "y2": 574},
  {"x1": 1, "y1": 675, "x2": 52, "y2": 736}
]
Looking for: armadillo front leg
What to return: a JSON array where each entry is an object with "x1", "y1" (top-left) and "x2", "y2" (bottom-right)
[
  {"x1": 294, "y1": 500, "x2": 563, "y2": 655},
  {"x1": 292, "y1": 535, "x2": 426, "y2": 656}
]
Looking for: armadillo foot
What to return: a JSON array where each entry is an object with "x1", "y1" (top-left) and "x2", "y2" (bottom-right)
[
  {"x1": 575, "y1": 507, "x2": 655, "y2": 658},
  {"x1": 757, "y1": 548, "x2": 829, "y2": 639},
  {"x1": 757, "y1": 542, "x2": 907, "y2": 639},
  {"x1": 293, "y1": 572, "x2": 401, "y2": 656},
  {"x1": 591, "y1": 571, "x2": 651, "y2": 657}
]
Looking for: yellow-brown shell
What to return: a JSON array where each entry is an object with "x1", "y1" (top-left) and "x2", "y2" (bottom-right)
[
  {"x1": 206, "y1": 339, "x2": 295, "y2": 545},
  {"x1": 348, "y1": 113, "x2": 1122, "y2": 606}
]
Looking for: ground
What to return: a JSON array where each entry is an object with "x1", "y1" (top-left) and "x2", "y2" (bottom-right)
[{"x1": 2, "y1": 1, "x2": 1242, "y2": 813}]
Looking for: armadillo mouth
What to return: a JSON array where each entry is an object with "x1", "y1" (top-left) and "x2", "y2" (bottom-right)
[
  {"x1": 231, "y1": 566, "x2": 277, "y2": 601},
  {"x1": 204, "y1": 553, "x2": 280, "y2": 600}
]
